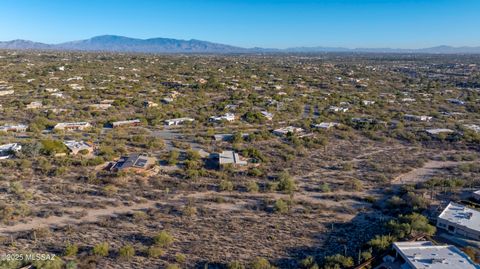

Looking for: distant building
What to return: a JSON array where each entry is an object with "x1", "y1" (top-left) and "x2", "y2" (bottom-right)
[
  {"x1": 402, "y1": 97, "x2": 416, "y2": 102},
  {"x1": 50, "y1": 92, "x2": 64, "y2": 98},
  {"x1": 312, "y1": 122, "x2": 340, "y2": 129},
  {"x1": 328, "y1": 106, "x2": 349, "y2": 113},
  {"x1": 54, "y1": 122, "x2": 92, "y2": 131},
  {"x1": 111, "y1": 119, "x2": 141, "y2": 128},
  {"x1": 447, "y1": 98, "x2": 466, "y2": 105},
  {"x1": 144, "y1": 101, "x2": 158, "y2": 108},
  {"x1": 0, "y1": 124, "x2": 28, "y2": 133},
  {"x1": 464, "y1": 124, "x2": 480, "y2": 133},
  {"x1": 164, "y1": 117, "x2": 194, "y2": 126},
  {"x1": 385, "y1": 241, "x2": 478, "y2": 269},
  {"x1": 0, "y1": 90, "x2": 14, "y2": 96},
  {"x1": 273, "y1": 126, "x2": 304, "y2": 136},
  {"x1": 224, "y1": 104, "x2": 238, "y2": 110},
  {"x1": 362, "y1": 100, "x2": 375, "y2": 105},
  {"x1": 426, "y1": 128, "x2": 454, "y2": 136},
  {"x1": 161, "y1": 97, "x2": 174, "y2": 104},
  {"x1": 63, "y1": 140, "x2": 94, "y2": 155},
  {"x1": 110, "y1": 153, "x2": 156, "y2": 172},
  {"x1": 209, "y1": 113, "x2": 235, "y2": 122},
  {"x1": 210, "y1": 150, "x2": 247, "y2": 169},
  {"x1": 0, "y1": 143, "x2": 21, "y2": 159},
  {"x1": 89, "y1": 104, "x2": 112, "y2": 110},
  {"x1": 260, "y1": 111, "x2": 273, "y2": 121},
  {"x1": 472, "y1": 190, "x2": 480, "y2": 202},
  {"x1": 437, "y1": 202, "x2": 480, "y2": 241},
  {"x1": 404, "y1": 114, "x2": 433, "y2": 122},
  {"x1": 26, "y1": 101, "x2": 42, "y2": 109}
]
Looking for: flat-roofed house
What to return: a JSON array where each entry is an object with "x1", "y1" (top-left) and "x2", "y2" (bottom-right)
[
  {"x1": 273, "y1": 126, "x2": 304, "y2": 136},
  {"x1": 328, "y1": 106, "x2": 349, "y2": 113},
  {"x1": 211, "y1": 150, "x2": 247, "y2": 169},
  {"x1": 109, "y1": 153, "x2": 156, "y2": 173},
  {"x1": 54, "y1": 122, "x2": 92, "y2": 131},
  {"x1": 111, "y1": 119, "x2": 141, "y2": 128},
  {"x1": 89, "y1": 103, "x2": 112, "y2": 110},
  {"x1": 404, "y1": 114, "x2": 433, "y2": 122},
  {"x1": 437, "y1": 202, "x2": 480, "y2": 241},
  {"x1": 0, "y1": 124, "x2": 28, "y2": 132},
  {"x1": 426, "y1": 128, "x2": 454, "y2": 136},
  {"x1": 63, "y1": 140, "x2": 94, "y2": 155},
  {"x1": 312, "y1": 122, "x2": 340, "y2": 129},
  {"x1": 209, "y1": 113, "x2": 235, "y2": 122},
  {"x1": 164, "y1": 117, "x2": 194, "y2": 126},
  {"x1": 260, "y1": 111, "x2": 273, "y2": 121},
  {"x1": 0, "y1": 143, "x2": 21, "y2": 159},
  {"x1": 0, "y1": 90, "x2": 14, "y2": 96},
  {"x1": 26, "y1": 101, "x2": 42, "y2": 109},
  {"x1": 388, "y1": 241, "x2": 478, "y2": 269}
]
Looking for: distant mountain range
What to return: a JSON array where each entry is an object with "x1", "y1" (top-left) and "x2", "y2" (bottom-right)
[{"x1": 1, "y1": 35, "x2": 480, "y2": 54}]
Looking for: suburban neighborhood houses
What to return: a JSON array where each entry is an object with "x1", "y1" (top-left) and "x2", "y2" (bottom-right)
[{"x1": 0, "y1": 50, "x2": 479, "y2": 269}]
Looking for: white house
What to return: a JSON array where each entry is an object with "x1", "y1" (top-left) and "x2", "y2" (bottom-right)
[
  {"x1": 437, "y1": 202, "x2": 480, "y2": 241},
  {"x1": 312, "y1": 122, "x2": 340, "y2": 129},
  {"x1": 426, "y1": 128, "x2": 454, "y2": 136},
  {"x1": 54, "y1": 122, "x2": 92, "y2": 131},
  {"x1": 209, "y1": 113, "x2": 235, "y2": 122},
  {"x1": 211, "y1": 150, "x2": 248, "y2": 169},
  {"x1": 328, "y1": 106, "x2": 349, "y2": 113},
  {"x1": 388, "y1": 241, "x2": 478, "y2": 269},
  {"x1": 164, "y1": 117, "x2": 194, "y2": 126},
  {"x1": 63, "y1": 140, "x2": 94, "y2": 155},
  {"x1": 0, "y1": 124, "x2": 28, "y2": 132},
  {"x1": 0, "y1": 90, "x2": 14, "y2": 96},
  {"x1": 404, "y1": 114, "x2": 433, "y2": 122}
]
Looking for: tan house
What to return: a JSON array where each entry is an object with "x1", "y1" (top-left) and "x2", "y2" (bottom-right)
[
  {"x1": 54, "y1": 122, "x2": 92, "y2": 131},
  {"x1": 111, "y1": 119, "x2": 141, "y2": 128},
  {"x1": 0, "y1": 124, "x2": 28, "y2": 132},
  {"x1": 26, "y1": 101, "x2": 43, "y2": 109}
]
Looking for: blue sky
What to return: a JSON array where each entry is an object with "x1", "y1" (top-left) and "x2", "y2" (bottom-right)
[{"x1": 1, "y1": 0, "x2": 478, "y2": 49}]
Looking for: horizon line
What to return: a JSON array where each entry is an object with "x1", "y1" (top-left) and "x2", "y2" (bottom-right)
[{"x1": 1, "y1": 35, "x2": 480, "y2": 51}]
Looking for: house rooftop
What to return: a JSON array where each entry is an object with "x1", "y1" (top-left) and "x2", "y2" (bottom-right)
[
  {"x1": 438, "y1": 202, "x2": 480, "y2": 233},
  {"x1": 393, "y1": 241, "x2": 478, "y2": 269},
  {"x1": 218, "y1": 150, "x2": 247, "y2": 166},
  {"x1": 63, "y1": 140, "x2": 92, "y2": 151},
  {"x1": 426, "y1": 128, "x2": 454, "y2": 135},
  {"x1": 112, "y1": 153, "x2": 152, "y2": 170}
]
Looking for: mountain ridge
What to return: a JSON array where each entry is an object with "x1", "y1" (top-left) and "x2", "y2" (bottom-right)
[{"x1": 1, "y1": 35, "x2": 479, "y2": 54}]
